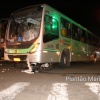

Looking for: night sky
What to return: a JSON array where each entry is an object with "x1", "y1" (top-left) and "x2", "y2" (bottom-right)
[{"x1": 0, "y1": 0, "x2": 100, "y2": 37}]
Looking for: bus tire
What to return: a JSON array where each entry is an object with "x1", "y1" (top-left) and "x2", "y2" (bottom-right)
[{"x1": 60, "y1": 50, "x2": 70, "y2": 67}]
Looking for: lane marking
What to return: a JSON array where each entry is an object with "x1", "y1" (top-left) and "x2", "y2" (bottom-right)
[
  {"x1": 85, "y1": 82, "x2": 100, "y2": 100},
  {"x1": 47, "y1": 83, "x2": 69, "y2": 100},
  {"x1": 0, "y1": 82, "x2": 29, "y2": 100}
]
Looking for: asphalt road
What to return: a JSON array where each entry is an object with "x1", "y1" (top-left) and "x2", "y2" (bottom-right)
[{"x1": 0, "y1": 61, "x2": 100, "y2": 100}]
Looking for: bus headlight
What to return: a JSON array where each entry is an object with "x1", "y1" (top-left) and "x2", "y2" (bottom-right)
[{"x1": 29, "y1": 43, "x2": 39, "y2": 53}]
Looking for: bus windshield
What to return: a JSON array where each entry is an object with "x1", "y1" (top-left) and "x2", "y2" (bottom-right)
[{"x1": 8, "y1": 12, "x2": 41, "y2": 43}]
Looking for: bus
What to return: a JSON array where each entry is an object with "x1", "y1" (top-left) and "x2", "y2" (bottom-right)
[{"x1": 4, "y1": 4, "x2": 100, "y2": 70}]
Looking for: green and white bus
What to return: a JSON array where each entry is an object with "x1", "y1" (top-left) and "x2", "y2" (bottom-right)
[{"x1": 4, "y1": 4, "x2": 100, "y2": 69}]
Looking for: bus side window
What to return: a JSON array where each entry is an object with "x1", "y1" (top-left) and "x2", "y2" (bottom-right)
[
  {"x1": 66, "y1": 23, "x2": 71, "y2": 38},
  {"x1": 85, "y1": 32, "x2": 89, "y2": 43},
  {"x1": 61, "y1": 18, "x2": 67, "y2": 37},
  {"x1": 88, "y1": 34, "x2": 91, "y2": 45},
  {"x1": 72, "y1": 24, "x2": 79, "y2": 41},
  {"x1": 80, "y1": 30, "x2": 88, "y2": 43},
  {"x1": 93, "y1": 37, "x2": 99, "y2": 47},
  {"x1": 80, "y1": 32, "x2": 84, "y2": 42},
  {"x1": 61, "y1": 24, "x2": 67, "y2": 36},
  {"x1": 88, "y1": 35, "x2": 94, "y2": 46},
  {"x1": 80, "y1": 36, "x2": 84, "y2": 43},
  {"x1": 44, "y1": 15, "x2": 58, "y2": 35},
  {"x1": 43, "y1": 15, "x2": 59, "y2": 43},
  {"x1": 87, "y1": 33, "x2": 90, "y2": 44},
  {"x1": 61, "y1": 18, "x2": 71, "y2": 38}
]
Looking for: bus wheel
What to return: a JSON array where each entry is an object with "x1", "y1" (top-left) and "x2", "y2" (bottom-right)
[
  {"x1": 39, "y1": 63, "x2": 53, "y2": 71},
  {"x1": 60, "y1": 51, "x2": 70, "y2": 67}
]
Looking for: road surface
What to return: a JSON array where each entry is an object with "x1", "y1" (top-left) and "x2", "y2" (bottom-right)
[{"x1": 0, "y1": 61, "x2": 100, "y2": 100}]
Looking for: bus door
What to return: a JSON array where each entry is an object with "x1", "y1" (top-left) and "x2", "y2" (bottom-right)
[{"x1": 43, "y1": 14, "x2": 59, "y2": 62}]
